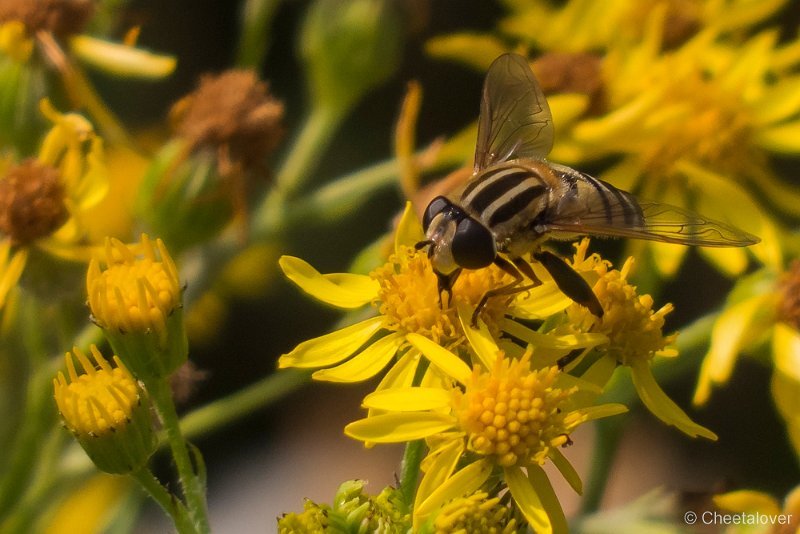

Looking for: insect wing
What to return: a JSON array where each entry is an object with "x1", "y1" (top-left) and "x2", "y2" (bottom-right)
[
  {"x1": 546, "y1": 194, "x2": 760, "y2": 247},
  {"x1": 474, "y1": 53, "x2": 554, "y2": 172}
]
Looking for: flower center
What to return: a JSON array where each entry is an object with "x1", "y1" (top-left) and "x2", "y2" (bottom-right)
[
  {"x1": 87, "y1": 237, "x2": 182, "y2": 337},
  {"x1": 0, "y1": 159, "x2": 68, "y2": 245},
  {"x1": 777, "y1": 260, "x2": 800, "y2": 331},
  {"x1": 371, "y1": 246, "x2": 513, "y2": 345},
  {"x1": 640, "y1": 67, "x2": 754, "y2": 178},
  {"x1": 567, "y1": 257, "x2": 676, "y2": 365},
  {"x1": 54, "y1": 353, "x2": 139, "y2": 436},
  {"x1": 455, "y1": 355, "x2": 577, "y2": 468},
  {"x1": 91, "y1": 259, "x2": 178, "y2": 333}
]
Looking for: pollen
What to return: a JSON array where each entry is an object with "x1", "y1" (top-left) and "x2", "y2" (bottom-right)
[
  {"x1": 0, "y1": 159, "x2": 68, "y2": 245},
  {"x1": 777, "y1": 260, "x2": 800, "y2": 331},
  {"x1": 568, "y1": 255, "x2": 676, "y2": 365},
  {"x1": 455, "y1": 352, "x2": 577, "y2": 468},
  {"x1": 53, "y1": 346, "x2": 139, "y2": 437},
  {"x1": 87, "y1": 235, "x2": 181, "y2": 336},
  {"x1": 371, "y1": 246, "x2": 513, "y2": 345}
]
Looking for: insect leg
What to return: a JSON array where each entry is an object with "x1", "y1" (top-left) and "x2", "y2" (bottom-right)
[
  {"x1": 471, "y1": 256, "x2": 541, "y2": 327},
  {"x1": 436, "y1": 268, "x2": 461, "y2": 309},
  {"x1": 533, "y1": 250, "x2": 603, "y2": 317}
]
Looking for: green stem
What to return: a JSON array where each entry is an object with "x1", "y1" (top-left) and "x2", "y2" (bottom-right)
[
  {"x1": 577, "y1": 312, "x2": 719, "y2": 515},
  {"x1": 146, "y1": 378, "x2": 210, "y2": 534},
  {"x1": 254, "y1": 104, "x2": 344, "y2": 230},
  {"x1": 398, "y1": 440, "x2": 426, "y2": 510},
  {"x1": 235, "y1": 0, "x2": 283, "y2": 69},
  {"x1": 132, "y1": 467, "x2": 196, "y2": 534},
  {"x1": 179, "y1": 368, "x2": 311, "y2": 440}
]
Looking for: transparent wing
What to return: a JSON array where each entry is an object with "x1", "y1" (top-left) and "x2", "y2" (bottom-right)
[
  {"x1": 474, "y1": 53, "x2": 554, "y2": 172},
  {"x1": 546, "y1": 199, "x2": 760, "y2": 247}
]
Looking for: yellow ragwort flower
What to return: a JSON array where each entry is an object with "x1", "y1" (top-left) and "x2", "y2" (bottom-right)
[
  {"x1": 345, "y1": 323, "x2": 627, "y2": 534},
  {"x1": 53, "y1": 345, "x2": 156, "y2": 474},
  {"x1": 564, "y1": 239, "x2": 716, "y2": 440},
  {"x1": 0, "y1": 100, "x2": 108, "y2": 310},
  {"x1": 695, "y1": 258, "x2": 800, "y2": 457},
  {"x1": 87, "y1": 235, "x2": 180, "y2": 337},
  {"x1": 278, "y1": 203, "x2": 604, "y2": 386},
  {"x1": 87, "y1": 234, "x2": 186, "y2": 379}
]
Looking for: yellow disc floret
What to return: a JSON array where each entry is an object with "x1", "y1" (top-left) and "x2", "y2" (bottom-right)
[
  {"x1": 432, "y1": 491, "x2": 518, "y2": 534},
  {"x1": 455, "y1": 351, "x2": 578, "y2": 468},
  {"x1": 54, "y1": 345, "x2": 157, "y2": 474},
  {"x1": 87, "y1": 234, "x2": 180, "y2": 336},
  {"x1": 54, "y1": 346, "x2": 138, "y2": 436},
  {"x1": 371, "y1": 245, "x2": 513, "y2": 345}
]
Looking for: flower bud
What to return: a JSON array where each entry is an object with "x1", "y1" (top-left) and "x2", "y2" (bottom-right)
[
  {"x1": 54, "y1": 345, "x2": 157, "y2": 474},
  {"x1": 87, "y1": 234, "x2": 187, "y2": 379}
]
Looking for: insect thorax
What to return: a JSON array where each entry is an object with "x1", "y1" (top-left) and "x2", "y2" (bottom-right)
[{"x1": 459, "y1": 161, "x2": 554, "y2": 254}]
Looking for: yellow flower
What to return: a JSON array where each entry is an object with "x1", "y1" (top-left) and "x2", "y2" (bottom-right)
[
  {"x1": 87, "y1": 234, "x2": 186, "y2": 379},
  {"x1": 0, "y1": 100, "x2": 108, "y2": 310},
  {"x1": 53, "y1": 345, "x2": 156, "y2": 474},
  {"x1": 278, "y1": 203, "x2": 605, "y2": 385},
  {"x1": 428, "y1": 1, "x2": 795, "y2": 278},
  {"x1": 565, "y1": 239, "x2": 716, "y2": 440},
  {"x1": 695, "y1": 258, "x2": 800, "y2": 457},
  {"x1": 345, "y1": 323, "x2": 627, "y2": 534}
]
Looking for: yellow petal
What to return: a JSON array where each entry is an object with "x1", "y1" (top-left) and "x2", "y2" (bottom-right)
[
  {"x1": 406, "y1": 333, "x2": 472, "y2": 385},
  {"x1": 0, "y1": 246, "x2": 27, "y2": 309},
  {"x1": 425, "y1": 33, "x2": 509, "y2": 71},
  {"x1": 693, "y1": 293, "x2": 775, "y2": 404},
  {"x1": 344, "y1": 412, "x2": 455, "y2": 442},
  {"x1": 549, "y1": 448, "x2": 582, "y2": 495},
  {"x1": 395, "y1": 201, "x2": 425, "y2": 251},
  {"x1": 502, "y1": 320, "x2": 608, "y2": 358},
  {"x1": 458, "y1": 302, "x2": 501, "y2": 370},
  {"x1": 510, "y1": 282, "x2": 573, "y2": 319},
  {"x1": 70, "y1": 35, "x2": 177, "y2": 79},
  {"x1": 312, "y1": 332, "x2": 404, "y2": 382},
  {"x1": 361, "y1": 386, "x2": 452, "y2": 411},
  {"x1": 713, "y1": 490, "x2": 781, "y2": 516},
  {"x1": 415, "y1": 458, "x2": 493, "y2": 528},
  {"x1": 415, "y1": 439, "x2": 464, "y2": 518},
  {"x1": 631, "y1": 359, "x2": 717, "y2": 440},
  {"x1": 772, "y1": 322, "x2": 800, "y2": 381},
  {"x1": 756, "y1": 120, "x2": 800, "y2": 154},
  {"x1": 505, "y1": 465, "x2": 552, "y2": 534},
  {"x1": 753, "y1": 75, "x2": 800, "y2": 125},
  {"x1": 278, "y1": 316, "x2": 384, "y2": 368},
  {"x1": 279, "y1": 255, "x2": 378, "y2": 308}
]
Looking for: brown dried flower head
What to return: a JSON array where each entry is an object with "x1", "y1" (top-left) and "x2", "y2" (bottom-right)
[
  {"x1": 533, "y1": 52, "x2": 605, "y2": 114},
  {"x1": 0, "y1": 159, "x2": 68, "y2": 245},
  {"x1": 778, "y1": 260, "x2": 800, "y2": 331},
  {"x1": 0, "y1": 0, "x2": 94, "y2": 39},
  {"x1": 170, "y1": 69, "x2": 285, "y2": 176}
]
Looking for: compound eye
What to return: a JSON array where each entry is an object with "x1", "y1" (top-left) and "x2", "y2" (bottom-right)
[
  {"x1": 452, "y1": 217, "x2": 495, "y2": 269},
  {"x1": 423, "y1": 196, "x2": 451, "y2": 232}
]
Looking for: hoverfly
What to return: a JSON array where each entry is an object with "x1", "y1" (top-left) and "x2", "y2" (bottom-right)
[{"x1": 418, "y1": 53, "x2": 759, "y2": 325}]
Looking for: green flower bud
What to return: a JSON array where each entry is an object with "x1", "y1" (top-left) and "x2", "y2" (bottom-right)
[{"x1": 300, "y1": 0, "x2": 403, "y2": 116}]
